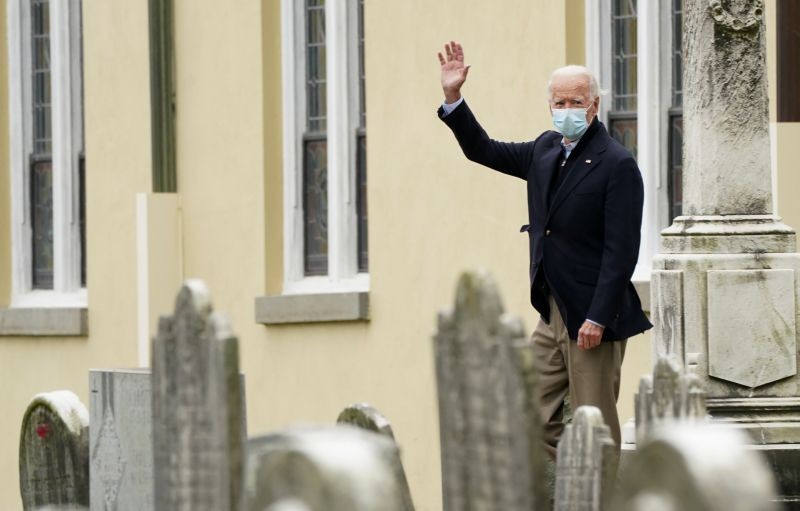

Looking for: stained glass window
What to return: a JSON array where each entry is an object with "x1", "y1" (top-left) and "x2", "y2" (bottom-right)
[
  {"x1": 356, "y1": 0, "x2": 367, "y2": 273},
  {"x1": 31, "y1": 0, "x2": 53, "y2": 289},
  {"x1": 303, "y1": 0, "x2": 328, "y2": 276},
  {"x1": 668, "y1": 0, "x2": 683, "y2": 220},
  {"x1": 609, "y1": 0, "x2": 638, "y2": 157}
]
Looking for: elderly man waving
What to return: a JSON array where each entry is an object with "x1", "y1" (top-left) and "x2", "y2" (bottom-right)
[{"x1": 437, "y1": 41, "x2": 652, "y2": 456}]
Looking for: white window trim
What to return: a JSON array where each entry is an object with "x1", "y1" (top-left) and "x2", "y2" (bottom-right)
[
  {"x1": 585, "y1": 0, "x2": 674, "y2": 283},
  {"x1": 281, "y1": 0, "x2": 368, "y2": 295},
  {"x1": 7, "y1": 0, "x2": 86, "y2": 308}
]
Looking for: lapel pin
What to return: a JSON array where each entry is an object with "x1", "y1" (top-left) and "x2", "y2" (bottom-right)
[{"x1": 585, "y1": 159, "x2": 592, "y2": 164}]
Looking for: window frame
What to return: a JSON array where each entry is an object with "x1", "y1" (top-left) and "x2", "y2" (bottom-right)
[
  {"x1": 7, "y1": 0, "x2": 86, "y2": 308},
  {"x1": 281, "y1": 0, "x2": 368, "y2": 295},
  {"x1": 585, "y1": 0, "x2": 677, "y2": 283}
]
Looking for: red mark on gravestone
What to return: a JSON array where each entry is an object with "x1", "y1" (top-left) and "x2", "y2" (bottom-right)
[{"x1": 36, "y1": 423, "x2": 50, "y2": 439}]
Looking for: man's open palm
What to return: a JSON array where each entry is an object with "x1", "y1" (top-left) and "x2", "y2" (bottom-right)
[{"x1": 438, "y1": 41, "x2": 470, "y2": 103}]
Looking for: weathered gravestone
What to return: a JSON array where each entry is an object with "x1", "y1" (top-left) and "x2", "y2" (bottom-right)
[
  {"x1": 241, "y1": 426, "x2": 405, "y2": 511},
  {"x1": 614, "y1": 425, "x2": 779, "y2": 511},
  {"x1": 554, "y1": 406, "x2": 616, "y2": 511},
  {"x1": 151, "y1": 280, "x2": 245, "y2": 511},
  {"x1": 337, "y1": 403, "x2": 416, "y2": 511},
  {"x1": 435, "y1": 270, "x2": 549, "y2": 511},
  {"x1": 19, "y1": 391, "x2": 90, "y2": 510},
  {"x1": 634, "y1": 356, "x2": 706, "y2": 445},
  {"x1": 89, "y1": 369, "x2": 152, "y2": 511}
]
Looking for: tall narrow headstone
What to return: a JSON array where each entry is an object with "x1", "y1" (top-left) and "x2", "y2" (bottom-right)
[
  {"x1": 651, "y1": 0, "x2": 800, "y2": 500},
  {"x1": 151, "y1": 280, "x2": 245, "y2": 511},
  {"x1": 242, "y1": 426, "x2": 405, "y2": 511},
  {"x1": 554, "y1": 406, "x2": 616, "y2": 511},
  {"x1": 614, "y1": 425, "x2": 779, "y2": 511},
  {"x1": 634, "y1": 356, "x2": 706, "y2": 445},
  {"x1": 435, "y1": 270, "x2": 549, "y2": 511},
  {"x1": 19, "y1": 391, "x2": 90, "y2": 510},
  {"x1": 337, "y1": 403, "x2": 416, "y2": 511},
  {"x1": 89, "y1": 369, "x2": 153, "y2": 511}
]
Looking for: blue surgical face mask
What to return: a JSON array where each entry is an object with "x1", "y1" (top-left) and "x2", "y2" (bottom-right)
[{"x1": 552, "y1": 107, "x2": 589, "y2": 141}]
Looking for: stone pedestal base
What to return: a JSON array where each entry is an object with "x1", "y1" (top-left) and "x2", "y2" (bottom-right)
[
  {"x1": 652, "y1": 218, "x2": 800, "y2": 401},
  {"x1": 649, "y1": 216, "x2": 800, "y2": 506}
]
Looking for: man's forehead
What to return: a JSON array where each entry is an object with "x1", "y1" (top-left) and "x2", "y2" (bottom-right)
[{"x1": 550, "y1": 75, "x2": 591, "y2": 95}]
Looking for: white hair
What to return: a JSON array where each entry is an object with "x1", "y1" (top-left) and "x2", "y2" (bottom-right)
[{"x1": 547, "y1": 65, "x2": 601, "y2": 100}]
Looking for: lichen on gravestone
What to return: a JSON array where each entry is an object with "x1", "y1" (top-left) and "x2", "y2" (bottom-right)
[
  {"x1": 554, "y1": 406, "x2": 617, "y2": 511},
  {"x1": 337, "y1": 403, "x2": 416, "y2": 511},
  {"x1": 337, "y1": 403, "x2": 396, "y2": 438},
  {"x1": 19, "y1": 391, "x2": 90, "y2": 510}
]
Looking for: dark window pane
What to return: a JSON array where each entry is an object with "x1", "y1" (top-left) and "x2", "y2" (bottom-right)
[
  {"x1": 611, "y1": 0, "x2": 637, "y2": 112},
  {"x1": 668, "y1": 112, "x2": 683, "y2": 220},
  {"x1": 31, "y1": 160, "x2": 53, "y2": 289},
  {"x1": 31, "y1": 0, "x2": 51, "y2": 157},
  {"x1": 306, "y1": 0, "x2": 326, "y2": 133},
  {"x1": 79, "y1": 1, "x2": 86, "y2": 286},
  {"x1": 356, "y1": 0, "x2": 367, "y2": 272},
  {"x1": 303, "y1": 138, "x2": 328, "y2": 276},
  {"x1": 79, "y1": 154, "x2": 86, "y2": 286},
  {"x1": 672, "y1": 0, "x2": 683, "y2": 107},
  {"x1": 356, "y1": 131, "x2": 367, "y2": 272},
  {"x1": 609, "y1": 114, "x2": 638, "y2": 158},
  {"x1": 358, "y1": 0, "x2": 365, "y2": 129},
  {"x1": 31, "y1": 0, "x2": 53, "y2": 289},
  {"x1": 303, "y1": 0, "x2": 328, "y2": 276}
]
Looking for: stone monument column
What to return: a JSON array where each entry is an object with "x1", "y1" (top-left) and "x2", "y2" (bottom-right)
[{"x1": 651, "y1": 0, "x2": 800, "y2": 500}]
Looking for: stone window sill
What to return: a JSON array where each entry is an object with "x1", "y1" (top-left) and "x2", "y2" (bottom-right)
[
  {"x1": 255, "y1": 292, "x2": 369, "y2": 325},
  {"x1": 0, "y1": 307, "x2": 88, "y2": 336}
]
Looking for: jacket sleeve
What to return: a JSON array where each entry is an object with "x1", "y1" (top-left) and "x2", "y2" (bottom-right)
[
  {"x1": 586, "y1": 156, "x2": 644, "y2": 327},
  {"x1": 438, "y1": 99, "x2": 534, "y2": 181}
]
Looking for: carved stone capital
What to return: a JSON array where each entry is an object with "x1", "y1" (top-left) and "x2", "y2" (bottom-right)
[{"x1": 709, "y1": 0, "x2": 763, "y2": 32}]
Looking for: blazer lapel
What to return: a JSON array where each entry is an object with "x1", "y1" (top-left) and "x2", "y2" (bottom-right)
[
  {"x1": 546, "y1": 122, "x2": 610, "y2": 220},
  {"x1": 538, "y1": 138, "x2": 563, "y2": 209}
]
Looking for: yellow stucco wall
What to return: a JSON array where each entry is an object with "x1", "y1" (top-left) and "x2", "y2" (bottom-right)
[{"x1": 776, "y1": 123, "x2": 800, "y2": 231}]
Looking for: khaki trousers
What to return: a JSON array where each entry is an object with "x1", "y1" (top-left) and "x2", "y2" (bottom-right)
[{"x1": 531, "y1": 296, "x2": 626, "y2": 459}]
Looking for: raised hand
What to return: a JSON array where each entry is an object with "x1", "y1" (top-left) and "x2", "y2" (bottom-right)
[{"x1": 438, "y1": 41, "x2": 470, "y2": 104}]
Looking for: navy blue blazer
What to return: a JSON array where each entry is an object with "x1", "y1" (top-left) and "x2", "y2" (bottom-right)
[{"x1": 439, "y1": 100, "x2": 652, "y2": 342}]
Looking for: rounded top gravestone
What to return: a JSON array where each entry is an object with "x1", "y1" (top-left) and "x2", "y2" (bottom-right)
[
  {"x1": 614, "y1": 425, "x2": 779, "y2": 511},
  {"x1": 19, "y1": 391, "x2": 90, "y2": 510}
]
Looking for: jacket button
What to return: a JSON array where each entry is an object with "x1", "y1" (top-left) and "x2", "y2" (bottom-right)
[{"x1": 545, "y1": 229, "x2": 551, "y2": 236}]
